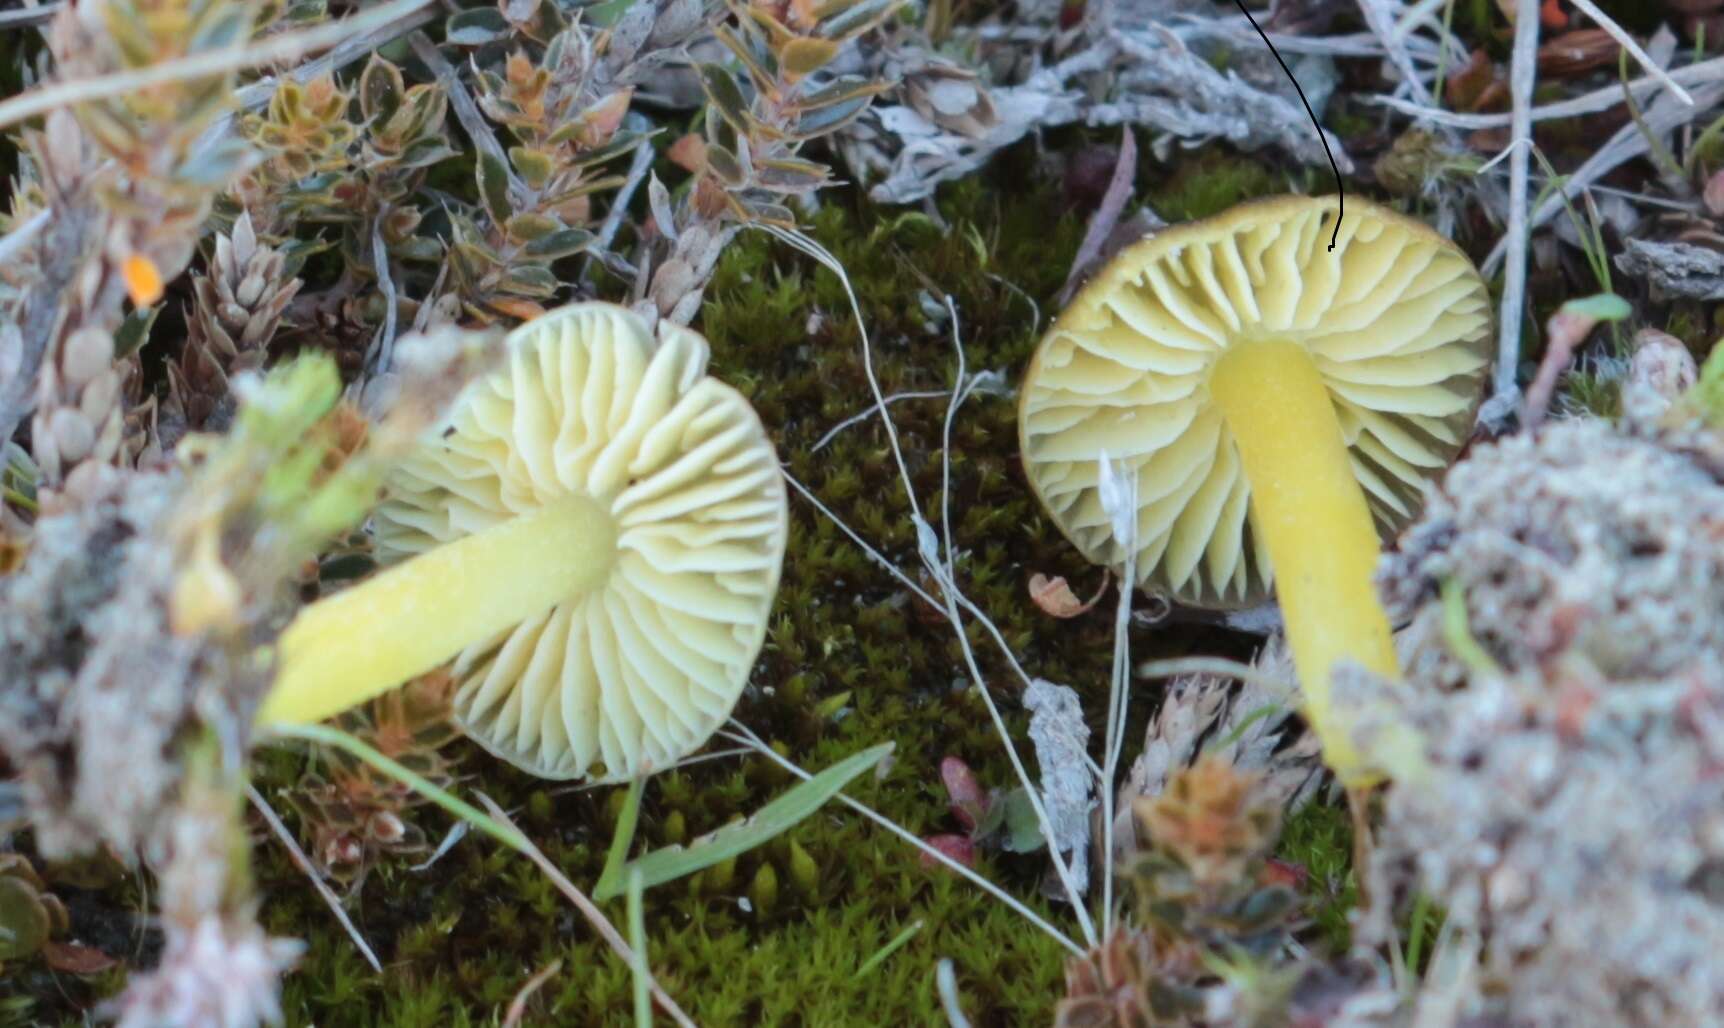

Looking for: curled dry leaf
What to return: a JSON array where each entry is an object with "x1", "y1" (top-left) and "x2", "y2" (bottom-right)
[{"x1": 1028, "y1": 570, "x2": 1110, "y2": 618}]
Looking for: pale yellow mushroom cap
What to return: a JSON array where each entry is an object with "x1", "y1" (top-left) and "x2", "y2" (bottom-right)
[
  {"x1": 1019, "y1": 195, "x2": 1493, "y2": 608},
  {"x1": 374, "y1": 303, "x2": 788, "y2": 780}
]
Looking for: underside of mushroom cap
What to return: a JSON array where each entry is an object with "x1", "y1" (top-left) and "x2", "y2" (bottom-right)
[
  {"x1": 1020, "y1": 195, "x2": 1493, "y2": 608},
  {"x1": 374, "y1": 303, "x2": 788, "y2": 781}
]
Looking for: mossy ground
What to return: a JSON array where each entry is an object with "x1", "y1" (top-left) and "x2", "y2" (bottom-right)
[{"x1": 8, "y1": 139, "x2": 1367, "y2": 1026}]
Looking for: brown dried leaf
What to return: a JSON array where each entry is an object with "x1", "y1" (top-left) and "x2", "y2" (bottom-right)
[
  {"x1": 1537, "y1": 29, "x2": 1621, "y2": 77},
  {"x1": 1028, "y1": 571, "x2": 1110, "y2": 618},
  {"x1": 667, "y1": 133, "x2": 707, "y2": 174},
  {"x1": 43, "y1": 940, "x2": 120, "y2": 975},
  {"x1": 1704, "y1": 169, "x2": 1724, "y2": 218}
]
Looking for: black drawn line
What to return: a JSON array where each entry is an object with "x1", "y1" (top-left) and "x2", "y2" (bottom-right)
[{"x1": 1230, "y1": 0, "x2": 1343, "y2": 250}]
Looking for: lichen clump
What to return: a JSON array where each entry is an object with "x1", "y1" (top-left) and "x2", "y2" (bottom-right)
[{"x1": 1373, "y1": 420, "x2": 1724, "y2": 1025}]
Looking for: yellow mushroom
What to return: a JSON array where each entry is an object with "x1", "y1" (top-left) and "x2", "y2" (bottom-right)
[
  {"x1": 259, "y1": 303, "x2": 789, "y2": 781},
  {"x1": 1018, "y1": 195, "x2": 1492, "y2": 783}
]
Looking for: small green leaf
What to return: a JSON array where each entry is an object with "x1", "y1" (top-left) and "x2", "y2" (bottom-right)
[
  {"x1": 113, "y1": 305, "x2": 160, "y2": 360},
  {"x1": 498, "y1": 265, "x2": 560, "y2": 297},
  {"x1": 393, "y1": 236, "x2": 444, "y2": 263},
  {"x1": 509, "y1": 145, "x2": 556, "y2": 189},
  {"x1": 1558, "y1": 292, "x2": 1632, "y2": 323},
  {"x1": 705, "y1": 144, "x2": 748, "y2": 188},
  {"x1": 445, "y1": 7, "x2": 509, "y2": 44},
  {"x1": 779, "y1": 36, "x2": 841, "y2": 77},
  {"x1": 0, "y1": 877, "x2": 50, "y2": 960},
  {"x1": 698, "y1": 64, "x2": 751, "y2": 135},
  {"x1": 566, "y1": 130, "x2": 658, "y2": 170},
  {"x1": 792, "y1": 93, "x2": 874, "y2": 139},
  {"x1": 813, "y1": 690, "x2": 852, "y2": 720},
  {"x1": 744, "y1": 201, "x2": 797, "y2": 228},
  {"x1": 755, "y1": 157, "x2": 831, "y2": 194},
  {"x1": 505, "y1": 212, "x2": 561, "y2": 243},
  {"x1": 797, "y1": 75, "x2": 887, "y2": 112},
  {"x1": 359, "y1": 54, "x2": 404, "y2": 126},
  {"x1": 593, "y1": 742, "x2": 894, "y2": 900},
  {"x1": 476, "y1": 151, "x2": 514, "y2": 226},
  {"x1": 398, "y1": 137, "x2": 457, "y2": 170},
  {"x1": 996, "y1": 788, "x2": 1045, "y2": 854},
  {"x1": 523, "y1": 228, "x2": 595, "y2": 259}
]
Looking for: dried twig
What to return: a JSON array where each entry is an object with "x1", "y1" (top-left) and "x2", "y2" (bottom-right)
[
  {"x1": 229, "y1": 6, "x2": 440, "y2": 114},
  {"x1": 367, "y1": 218, "x2": 400, "y2": 375},
  {"x1": 501, "y1": 960, "x2": 563, "y2": 1028},
  {"x1": 1375, "y1": 56, "x2": 1724, "y2": 129},
  {"x1": 1483, "y1": 0, "x2": 1542, "y2": 428},
  {"x1": 0, "y1": 0, "x2": 436, "y2": 131},
  {"x1": 1355, "y1": 0, "x2": 1440, "y2": 108},
  {"x1": 0, "y1": 201, "x2": 101, "y2": 445},
  {"x1": 407, "y1": 32, "x2": 524, "y2": 198},
  {"x1": 472, "y1": 793, "x2": 697, "y2": 1028},
  {"x1": 0, "y1": 3, "x2": 62, "y2": 30},
  {"x1": 1567, "y1": 0, "x2": 1692, "y2": 107},
  {"x1": 595, "y1": 115, "x2": 656, "y2": 254},
  {"x1": 1482, "y1": 79, "x2": 1724, "y2": 275},
  {"x1": 246, "y1": 784, "x2": 382, "y2": 975},
  {"x1": 810, "y1": 390, "x2": 951, "y2": 453},
  {"x1": 1059, "y1": 128, "x2": 1137, "y2": 304},
  {"x1": 0, "y1": 209, "x2": 50, "y2": 271}
]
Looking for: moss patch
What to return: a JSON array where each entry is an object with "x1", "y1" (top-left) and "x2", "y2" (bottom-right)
[
  {"x1": 263, "y1": 151, "x2": 1251, "y2": 1026},
  {"x1": 12, "y1": 141, "x2": 1347, "y2": 1025}
]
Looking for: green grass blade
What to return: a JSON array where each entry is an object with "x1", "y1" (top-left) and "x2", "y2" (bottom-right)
[
  {"x1": 1441, "y1": 578, "x2": 1502, "y2": 678},
  {"x1": 629, "y1": 867, "x2": 650, "y2": 1028},
  {"x1": 594, "y1": 742, "x2": 894, "y2": 901},
  {"x1": 854, "y1": 919, "x2": 923, "y2": 979},
  {"x1": 596, "y1": 776, "x2": 646, "y2": 901}
]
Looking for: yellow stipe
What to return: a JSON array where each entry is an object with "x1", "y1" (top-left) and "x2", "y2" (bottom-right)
[
  {"x1": 258, "y1": 496, "x2": 617, "y2": 726},
  {"x1": 1208, "y1": 338, "x2": 1399, "y2": 784}
]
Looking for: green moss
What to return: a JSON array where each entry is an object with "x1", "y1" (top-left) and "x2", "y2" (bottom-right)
[
  {"x1": 252, "y1": 156, "x2": 1114, "y2": 1026},
  {"x1": 1142, "y1": 149, "x2": 1302, "y2": 223},
  {"x1": 14, "y1": 142, "x2": 1339, "y2": 1024},
  {"x1": 1275, "y1": 800, "x2": 1355, "y2": 953},
  {"x1": 1561, "y1": 369, "x2": 1622, "y2": 421}
]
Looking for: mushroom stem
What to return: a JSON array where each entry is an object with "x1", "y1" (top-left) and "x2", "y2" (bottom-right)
[
  {"x1": 1208, "y1": 338, "x2": 1399, "y2": 783},
  {"x1": 257, "y1": 496, "x2": 618, "y2": 726}
]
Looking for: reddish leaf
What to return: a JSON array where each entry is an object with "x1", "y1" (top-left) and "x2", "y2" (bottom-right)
[
  {"x1": 919, "y1": 834, "x2": 976, "y2": 871},
  {"x1": 939, "y1": 756, "x2": 988, "y2": 834},
  {"x1": 1261, "y1": 858, "x2": 1308, "y2": 891},
  {"x1": 43, "y1": 941, "x2": 119, "y2": 975}
]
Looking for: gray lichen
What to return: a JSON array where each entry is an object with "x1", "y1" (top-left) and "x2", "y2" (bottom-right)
[
  {"x1": 1369, "y1": 420, "x2": 1724, "y2": 1026},
  {"x1": 0, "y1": 468, "x2": 210, "y2": 858}
]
